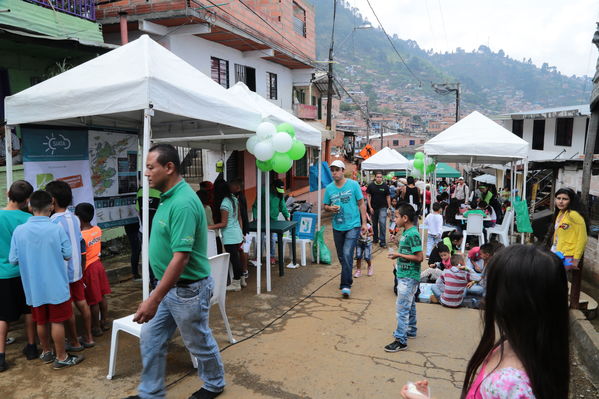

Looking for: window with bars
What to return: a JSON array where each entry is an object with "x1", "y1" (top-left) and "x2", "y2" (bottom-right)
[
  {"x1": 532, "y1": 120, "x2": 545, "y2": 150},
  {"x1": 234, "y1": 64, "x2": 256, "y2": 92},
  {"x1": 292, "y1": 2, "x2": 306, "y2": 37},
  {"x1": 267, "y1": 72, "x2": 278, "y2": 100},
  {"x1": 211, "y1": 57, "x2": 229, "y2": 88},
  {"x1": 555, "y1": 117, "x2": 573, "y2": 147}
]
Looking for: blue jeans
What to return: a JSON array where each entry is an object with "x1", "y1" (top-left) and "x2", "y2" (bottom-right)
[
  {"x1": 138, "y1": 277, "x2": 225, "y2": 398},
  {"x1": 393, "y1": 278, "x2": 419, "y2": 344},
  {"x1": 333, "y1": 227, "x2": 361, "y2": 289},
  {"x1": 467, "y1": 284, "x2": 485, "y2": 297},
  {"x1": 426, "y1": 233, "x2": 441, "y2": 257},
  {"x1": 371, "y1": 207, "x2": 388, "y2": 245},
  {"x1": 431, "y1": 283, "x2": 443, "y2": 300}
]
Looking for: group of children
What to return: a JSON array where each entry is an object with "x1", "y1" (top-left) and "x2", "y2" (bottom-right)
[{"x1": 0, "y1": 180, "x2": 110, "y2": 371}]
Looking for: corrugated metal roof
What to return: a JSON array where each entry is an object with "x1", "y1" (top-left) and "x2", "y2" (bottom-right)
[{"x1": 500, "y1": 104, "x2": 590, "y2": 119}]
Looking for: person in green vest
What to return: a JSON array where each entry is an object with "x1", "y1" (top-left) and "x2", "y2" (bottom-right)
[
  {"x1": 252, "y1": 179, "x2": 290, "y2": 264},
  {"x1": 442, "y1": 230, "x2": 463, "y2": 255}
]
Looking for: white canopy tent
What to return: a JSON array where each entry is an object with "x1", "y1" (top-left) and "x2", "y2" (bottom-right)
[
  {"x1": 474, "y1": 174, "x2": 497, "y2": 185},
  {"x1": 361, "y1": 147, "x2": 410, "y2": 171},
  {"x1": 423, "y1": 111, "x2": 530, "y2": 242},
  {"x1": 4, "y1": 35, "x2": 322, "y2": 296}
]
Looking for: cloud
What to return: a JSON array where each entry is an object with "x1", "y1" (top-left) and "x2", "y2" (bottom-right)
[{"x1": 351, "y1": 0, "x2": 599, "y2": 76}]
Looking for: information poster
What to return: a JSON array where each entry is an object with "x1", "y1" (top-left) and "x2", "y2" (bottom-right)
[
  {"x1": 88, "y1": 131, "x2": 139, "y2": 228},
  {"x1": 22, "y1": 126, "x2": 94, "y2": 209}
]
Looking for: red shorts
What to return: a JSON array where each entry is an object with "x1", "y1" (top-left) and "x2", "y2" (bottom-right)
[
  {"x1": 69, "y1": 279, "x2": 86, "y2": 303},
  {"x1": 31, "y1": 299, "x2": 73, "y2": 325},
  {"x1": 83, "y1": 260, "x2": 112, "y2": 306}
]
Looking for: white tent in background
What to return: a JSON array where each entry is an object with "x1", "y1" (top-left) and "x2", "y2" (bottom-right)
[
  {"x1": 474, "y1": 174, "x2": 497, "y2": 185},
  {"x1": 361, "y1": 147, "x2": 410, "y2": 170},
  {"x1": 424, "y1": 111, "x2": 530, "y2": 243},
  {"x1": 227, "y1": 82, "x2": 321, "y2": 146}
]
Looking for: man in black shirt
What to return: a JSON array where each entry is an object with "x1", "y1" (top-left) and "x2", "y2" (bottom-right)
[{"x1": 366, "y1": 171, "x2": 391, "y2": 247}]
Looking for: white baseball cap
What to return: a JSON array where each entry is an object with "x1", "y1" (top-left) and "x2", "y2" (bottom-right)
[
  {"x1": 458, "y1": 176, "x2": 464, "y2": 180},
  {"x1": 330, "y1": 160, "x2": 345, "y2": 169}
]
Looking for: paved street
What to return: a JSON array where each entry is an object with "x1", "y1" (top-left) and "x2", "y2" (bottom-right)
[{"x1": 1, "y1": 228, "x2": 597, "y2": 398}]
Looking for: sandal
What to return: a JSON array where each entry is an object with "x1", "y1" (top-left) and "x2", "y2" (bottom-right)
[{"x1": 78, "y1": 337, "x2": 96, "y2": 348}]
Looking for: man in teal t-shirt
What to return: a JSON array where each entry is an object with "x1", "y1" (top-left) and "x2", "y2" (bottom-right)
[
  {"x1": 131, "y1": 144, "x2": 225, "y2": 398},
  {"x1": 324, "y1": 160, "x2": 367, "y2": 298},
  {"x1": 0, "y1": 180, "x2": 37, "y2": 371}
]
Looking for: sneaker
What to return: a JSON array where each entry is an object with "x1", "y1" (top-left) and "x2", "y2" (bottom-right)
[
  {"x1": 226, "y1": 279, "x2": 242, "y2": 292},
  {"x1": 240, "y1": 276, "x2": 247, "y2": 288},
  {"x1": 79, "y1": 337, "x2": 96, "y2": 348},
  {"x1": 22, "y1": 344, "x2": 40, "y2": 360},
  {"x1": 39, "y1": 351, "x2": 56, "y2": 364},
  {"x1": 65, "y1": 342, "x2": 85, "y2": 352},
  {"x1": 53, "y1": 354, "x2": 84, "y2": 369},
  {"x1": 384, "y1": 340, "x2": 407, "y2": 352},
  {"x1": 407, "y1": 333, "x2": 417, "y2": 339},
  {"x1": 188, "y1": 387, "x2": 223, "y2": 399},
  {"x1": 5, "y1": 337, "x2": 15, "y2": 345},
  {"x1": 380, "y1": 244, "x2": 387, "y2": 249},
  {"x1": 122, "y1": 396, "x2": 141, "y2": 399},
  {"x1": 0, "y1": 357, "x2": 7, "y2": 372},
  {"x1": 242, "y1": 270, "x2": 249, "y2": 279},
  {"x1": 341, "y1": 287, "x2": 351, "y2": 298},
  {"x1": 353, "y1": 269, "x2": 362, "y2": 278},
  {"x1": 367, "y1": 266, "x2": 374, "y2": 276}
]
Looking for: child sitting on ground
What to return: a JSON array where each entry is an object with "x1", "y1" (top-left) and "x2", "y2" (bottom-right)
[
  {"x1": 424, "y1": 203, "x2": 443, "y2": 257},
  {"x1": 420, "y1": 243, "x2": 451, "y2": 283},
  {"x1": 75, "y1": 203, "x2": 112, "y2": 336},
  {"x1": 466, "y1": 242, "x2": 504, "y2": 297},
  {"x1": 354, "y1": 218, "x2": 374, "y2": 278},
  {"x1": 431, "y1": 254, "x2": 479, "y2": 308},
  {"x1": 385, "y1": 204, "x2": 423, "y2": 353},
  {"x1": 9, "y1": 190, "x2": 83, "y2": 369},
  {"x1": 45, "y1": 180, "x2": 94, "y2": 351},
  {"x1": 428, "y1": 231, "x2": 461, "y2": 267}
]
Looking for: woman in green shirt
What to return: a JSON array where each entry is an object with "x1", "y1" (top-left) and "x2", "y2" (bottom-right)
[{"x1": 208, "y1": 178, "x2": 245, "y2": 291}]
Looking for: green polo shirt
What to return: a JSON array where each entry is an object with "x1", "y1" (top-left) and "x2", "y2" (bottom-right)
[
  {"x1": 0, "y1": 209, "x2": 32, "y2": 279},
  {"x1": 395, "y1": 226, "x2": 422, "y2": 281},
  {"x1": 149, "y1": 180, "x2": 210, "y2": 281}
]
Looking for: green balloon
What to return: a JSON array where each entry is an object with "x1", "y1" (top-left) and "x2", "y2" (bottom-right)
[
  {"x1": 426, "y1": 163, "x2": 436, "y2": 173},
  {"x1": 414, "y1": 151, "x2": 425, "y2": 160},
  {"x1": 256, "y1": 159, "x2": 273, "y2": 172},
  {"x1": 272, "y1": 152, "x2": 293, "y2": 173},
  {"x1": 288, "y1": 139, "x2": 306, "y2": 160},
  {"x1": 277, "y1": 123, "x2": 296, "y2": 138},
  {"x1": 413, "y1": 158, "x2": 424, "y2": 171}
]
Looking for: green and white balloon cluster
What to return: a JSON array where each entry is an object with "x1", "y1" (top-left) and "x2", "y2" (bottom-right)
[
  {"x1": 246, "y1": 122, "x2": 306, "y2": 173},
  {"x1": 407, "y1": 152, "x2": 436, "y2": 178}
]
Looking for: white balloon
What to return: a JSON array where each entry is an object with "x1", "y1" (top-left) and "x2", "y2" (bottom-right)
[
  {"x1": 254, "y1": 140, "x2": 275, "y2": 161},
  {"x1": 256, "y1": 122, "x2": 276, "y2": 140},
  {"x1": 246, "y1": 136, "x2": 259, "y2": 154},
  {"x1": 407, "y1": 160, "x2": 414, "y2": 169},
  {"x1": 272, "y1": 132, "x2": 293, "y2": 153}
]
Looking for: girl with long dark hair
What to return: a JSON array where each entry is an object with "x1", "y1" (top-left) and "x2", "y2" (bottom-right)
[
  {"x1": 401, "y1": 245, "x2": 570, "y2": 399},
  {"x1": 208, "y1": 178, "x2": 245, "y2": 291},
  {"x1": 545, "y1": 187, "x2": 589, "y2": 270},
  {"x1": 443, "y1": 198, "x2": 462, "y2": 232}
]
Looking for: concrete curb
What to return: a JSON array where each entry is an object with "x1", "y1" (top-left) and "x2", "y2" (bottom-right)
[{"x1": 571, "y1": 310, "x2": 599, "y2": 388}]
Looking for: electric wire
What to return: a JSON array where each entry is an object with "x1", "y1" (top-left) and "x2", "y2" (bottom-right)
[{"x1": 364, "y1": 0, "x2": 422, "y2": 86}]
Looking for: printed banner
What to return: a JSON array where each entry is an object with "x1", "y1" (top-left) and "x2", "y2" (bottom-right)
[
  {"x1": 22, "y1": 127, "x2": 94, "y2": 209},
  {"x1": 89, "y1": 131, "x2": 139, "y2": 228}
]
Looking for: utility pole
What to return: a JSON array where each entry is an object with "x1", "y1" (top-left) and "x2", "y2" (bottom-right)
[
  {"x1": 365, "y1": 99, "x2": 370, "y2": 144},
  {"x1": 432, "y1": 82, "x2": 461, "y2": 122},
  {"x1": 577, "y1": 23, "x2": 599, "y2": 310},
  {"x1": 324, "y1": 0, "x2": 337, "y2": 165}
]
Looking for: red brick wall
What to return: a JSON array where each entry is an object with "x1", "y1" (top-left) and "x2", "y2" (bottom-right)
[{"x1": 97, "y1": 0, "x2": 316, "y2": 60}]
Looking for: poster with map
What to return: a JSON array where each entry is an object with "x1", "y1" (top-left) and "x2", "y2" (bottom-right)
[{"x1": 88, "y1": 131, "x2": 139, "y2": 228}]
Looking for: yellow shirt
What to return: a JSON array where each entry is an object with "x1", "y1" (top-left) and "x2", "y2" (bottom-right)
[{"x1": 553, "y1": 210, "x2": 587, "y2": 259}]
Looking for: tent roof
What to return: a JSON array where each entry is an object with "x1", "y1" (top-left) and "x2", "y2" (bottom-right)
[
  {"x1": 227, "y1": 82, "x2": 320, "y2": 147},
  {"x1": 361, "y1": 147, "x2": 409, "y2": 170},
  {"x1": 4, "y1": 35, "x2": 269, "y2": 151},
  {"x1": 424, "y1": 111, "x2": 529, "y2": 163},
  {"x1": 435, "y1": 162, "x2": 461, "y2": 178}
]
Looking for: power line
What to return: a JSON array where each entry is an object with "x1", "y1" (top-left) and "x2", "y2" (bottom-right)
[
  {"x1": 436, "y1": 0, "x2": 449, "y2": 50},
  {"x1": 364, "y1": 0, "x2": 422, "y2": 86}
]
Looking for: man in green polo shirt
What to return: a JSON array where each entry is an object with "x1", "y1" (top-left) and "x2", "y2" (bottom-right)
[{"x1": 126, "y1": 144, "x2": 225, "y2": 399}]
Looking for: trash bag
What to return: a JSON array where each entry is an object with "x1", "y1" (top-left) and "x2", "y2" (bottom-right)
[
  {"x1": 513, "y1": 197, "x2": 533, "y2": 233},
  {"x1": 312, "y1": 226, "x2": 332, "y2": 264}
]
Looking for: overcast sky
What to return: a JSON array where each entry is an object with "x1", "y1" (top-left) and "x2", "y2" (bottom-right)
[{"x1": 350, "y1": 0, "x2": 598, "y2": 77}]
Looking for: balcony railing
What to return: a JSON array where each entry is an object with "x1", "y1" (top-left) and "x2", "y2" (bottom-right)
[
  {"x1": 293, "y1": 103, "x2": 317, "y2": 120},
  {"x1": 25, "y1": 0, "x2": 96, "y2": 21}
]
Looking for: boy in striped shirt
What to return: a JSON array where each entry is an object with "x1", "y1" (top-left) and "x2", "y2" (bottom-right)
[
  {"x1": 431, "y1": 254, "x2": 479, "y2": 307},
  {"x1": 45, "y1": 181, "x2": 95, "y2": 350}
]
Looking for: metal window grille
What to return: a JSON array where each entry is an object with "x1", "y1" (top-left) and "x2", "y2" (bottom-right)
[
  {"x1": 292, "y1": 2, "x2": 306, "y2": 37},
  {"x1": 211, "y1": 57, "x2": 229, "y2": 88},
  {"x1": 267, "y1": 72, "x2": 278, "y2": 100}
]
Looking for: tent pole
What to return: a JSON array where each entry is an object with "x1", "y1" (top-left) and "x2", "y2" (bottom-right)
[
  {"x1": 141, "y1": 108, "x2": 154, "y2": 301},
  {"x1": 422, "y1": 157, "x2": 427, "y2": 231},
  {"x1": 5, "y1": 125, "x2": 13, "y2": 190},
  {"x1": 256, "y1": 169, "x2": 262, "y2": 294},
  {"x1": 510, "y1": 161, "x2": 515, "y2": 239},
  {"x1": 222, "y1": 146, "x2": 227, "y2": 180},
  {"x1": 265, "y1": 172, "x2": 271, "y2": 292},
  {"x1": 521, "y1": 158, "x2": 528, "y2": 244},
  {"x1": 317, "y1": 145, "x2": 322, "y2": 263}
]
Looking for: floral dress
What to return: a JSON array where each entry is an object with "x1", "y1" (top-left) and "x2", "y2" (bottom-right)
[{"x1": 467, "y1": 362, "x2": 535, "y2": 399}]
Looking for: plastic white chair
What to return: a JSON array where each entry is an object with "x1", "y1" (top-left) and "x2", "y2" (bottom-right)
[
  {"x1": 460, "y1": 213, "x2": 485, "y2": 253},
  {"x1": 283, "y1": 237, "x2": 313, "y2": 266},
  {"x1": 106, "y1": 254, "x2": 235, "y2": 379},
  {"x1": 486, "y1": 210, "x2": 513, "y2": 246},
  {"x1": 207, "y1": 230, "x2": 217, "y2": 257}
]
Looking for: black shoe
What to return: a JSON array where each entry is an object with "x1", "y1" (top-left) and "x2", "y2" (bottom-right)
[
  {"x1": 0, "y1": 357, "x2": 7, "y2": 372},
  {"x1": 122, "y1": 396, "x2": 141, "y2": 399},
  {"x1": 384, "y1": 340, "x2": 407, "y2": 352},
  {"x1": 189, "y1": 387, "x2": 224, "y2": 399},
  {"x1": 22, "y1": 344, "x2": 40, "y2": 360}
]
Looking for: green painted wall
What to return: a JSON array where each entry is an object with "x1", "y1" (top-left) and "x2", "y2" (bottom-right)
[{"x1": 0, "y1": 0, "x2": 103, "y2": 42}]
